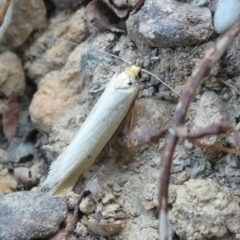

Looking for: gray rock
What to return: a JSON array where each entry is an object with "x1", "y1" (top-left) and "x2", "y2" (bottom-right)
[
  {"x1": 193, "y1": 91, "x2": 224, "y2": 145},
  {"x1": 74, "y1": 222, "x2": 88, "y2": 238},
  {"x1": 139, "y1": 0, "x2": 213, "y2": 47},
  {"x1": 126, "y1": 13, "x2": 152, "y2": 55},
  {"x1": 66, "y1": 191, "x2": 81, "y2": 209},
  {"x1": 221, "y1": 33, "x2": 240, "y2": 76},
  {"x1": 0, "y1": 191, "x2": 67, "y2": 240},
  {"x1": 214, "y1": 0, "x2": 240, "y2": 34},
  {"x1": 79, "y1": 195, "x2": 97, "y2": 214},
  {"x1": 169, "y1": 179, "x2": 240, "y2": 239},
  {"x1": 8, "y1": 138, "x2": 35, "y2": 163}
]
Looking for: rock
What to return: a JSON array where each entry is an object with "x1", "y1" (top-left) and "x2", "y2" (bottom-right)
[
  {"x1": 29, "y1": 70, "x2": 79, "y2": 132},
  {"x1": 0, "y1": 191, "x2": 67, "y2": 239},
  {"x1": 8, "y1": 138, "x2": 35, "y2": 163},
  {"x1": 0, "y1": 52, "x2": 25, "y2": 97},
  {"x1": 0, "y1": 0, "x2": 47, "y2": 47},
  {"x1": 0, "y1": 148, "x2": 8, "y2": 163},
  {"x1": 74, "y1": 222, "x2": 88, "y2": 238},
  {"x1": 126, "y1": 13, "x2": 152, "y2": 55},
  {"x1": 139, "y1": 0, "x2": 213, "y2": 47},
  {"x1": 112, "y1": 0, "x2": 130, "y2": 8},
  {"x1": 104, "y1": 203, "x2": 121, "y2": 214},
  {"x1": 14, "y1": 163, "x2": 43, "y2": 186},
  {"x1": 221, "y1": 33, "x2": 240, "y2": 76},
  {"x1": 32, "y1": 33, "x2": 126, "y2": 150},
  {"x1": 192, "y1": 91, "x2": 224, "y2": 145},
  {"x1": 120, "y1": 176, "x2": 143, "y2": 217},
  {"x1": 208, "y1": 0, "x2": 219, "y2": 13},
  {"x1": 131, "y1": 98, "x2": 173, "y2": 131},
  {"x1": 24, "y1": 8, "x2": 88, "y2": 83},
  {"x1": 214, "y1": 0, "x2": 240, "y2": 34},
  {"x1": 180, "y1": 155, "x2": 212, "y2": 179},
  {"x1": 66, "y1": 191, "x2": 81, "y2": 209},
  {"x1": 79, "y1": 195, "x2": 97, "y2": 214},
  {"x1": 102, "y1": 192, "x2": 115, "y2": 204},
  {"x1": 214, "y1": 154, "x2": 240, "y2": 198},
  {"x1": 169, "y1": 179, "x2": 240, "y2": 239},
  {"x1": 29, "y1": 39, "x2": 99, "y2": 133},
  {"x1": 142, "y1": 201, "x2": 155, "y2": 210},
  {"x1": 142, "y1": 183, "x2": 155, "y2": 201},
  {"x1": 0, "y1": 168, "x2": 17, "y2": 194}
]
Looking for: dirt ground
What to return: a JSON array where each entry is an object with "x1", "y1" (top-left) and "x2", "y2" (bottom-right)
[{"x1": 1, "y1": 0, "x2": 240, "y2": 239}]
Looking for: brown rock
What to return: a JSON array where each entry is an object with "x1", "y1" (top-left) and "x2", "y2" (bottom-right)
[
  {"x1": 24, "y1": 8, "x2": 88, "y2": 83},
  {"x1": 126, "y1": 12, "x2": 152, "y2": 55},
  {"x1": 0, "y1": 0, "x2": 47, "y2": 47},
  {"x1": 29, "y1": 44, "x2": 85, "y2": 133},
  {"x1": 0, "y1": 168, "x2": 17, "y2": 194},
  {"x1": 0, "y1": 52, "x2": 25, "y2": 97},
  {"x1": 29, "y1": 70, "x2": 78, "y2": 132},
  {"x1": 139, "y1": 0, "x2": 213, "y2": 47}
]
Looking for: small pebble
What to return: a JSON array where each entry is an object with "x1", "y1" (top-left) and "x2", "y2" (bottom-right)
[
  {"x1": 102, "y1": 193, "x2": 115, "y2": 204},
  {"x1": 66, "y1": 191, "x2": 81, "y2": 210},
  {"x1": 14, "y1": 163, "x2": 42, "y2": 186},
  {"x1": 142, "y1": 201, "x2": 155, "y2": 210},
  {"x1": 74, "y1": 222, "x2": 88, "y2": 237},
  {"x1": 183, "y1": 141, "x2": 194, "y2": 149},
  {"x1": 214, "y1": 0, "x2": 240, "y2": 33},
  {"x1": 142, "y1": 183, "x2": 155, "y2": 201},
  {"x1": 105, "y1": 203, "x2": 121, "y2": 214},
  {"x1": 79, "y1": 195, "x2": 96, "y2": 214},
  {"x1": 113, "y1": 184, "x2": 122, "y2": 193},
  {"x1": 222, "y1": 93, "x2": 229, "y2": 101}
]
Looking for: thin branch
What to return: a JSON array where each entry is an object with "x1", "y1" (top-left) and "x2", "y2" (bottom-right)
[
  {"x1": 176, "y1": 122, "x2": 234, "y2": 140},
  {"x1": 132, "y1": 0, "x2": 145, "y2": 14},
  {"x1": 192, "y1": 141, "x2": 240, "y2": 155},
  {"x1": 158, "y1": 19, "x2": 240, "y2": 240}
]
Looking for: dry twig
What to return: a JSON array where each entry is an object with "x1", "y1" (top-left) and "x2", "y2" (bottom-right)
[{"x1": 150, "y1": 20, "x2": 240, "y2": 240}]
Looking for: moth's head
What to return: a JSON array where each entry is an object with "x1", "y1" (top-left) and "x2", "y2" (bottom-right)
[{"x1": 124, "y1": 65, "x2": 141, "y2": 79}]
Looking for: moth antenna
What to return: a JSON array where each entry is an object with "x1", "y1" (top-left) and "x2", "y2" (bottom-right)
[
  {"x1": 61, "y1": 38, "x2": 79, "y2": 46},
  {"x1": 59, "y1": 38, "x2": 132, "y2": 65},
  {"x1": 60, "y1": 38, "x2": 180, "y2": 96},
  {"x1": 141, "y1": 68, "x2": 180, "y2": 97},
  {"x1": 99, "y1": 51, "x2": 132, "y2": 65}
]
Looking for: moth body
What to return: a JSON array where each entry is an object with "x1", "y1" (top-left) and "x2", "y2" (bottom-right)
[{"x1": 41, "y1": 66, "x2": 140, "y2": 196}]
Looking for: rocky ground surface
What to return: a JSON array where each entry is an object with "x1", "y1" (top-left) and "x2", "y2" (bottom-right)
[{"x1": 1, "y1": 0, "x2": 240, "y2": 239}]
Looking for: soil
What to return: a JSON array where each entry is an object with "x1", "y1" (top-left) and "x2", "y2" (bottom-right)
[{"x1": 1, "y1": 1, "x2": 240, "y2": 239}]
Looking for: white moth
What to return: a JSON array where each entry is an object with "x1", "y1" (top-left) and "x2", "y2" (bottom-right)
[{"x1": 41, "y1": 65, "x2": 141, "y2": 196}]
